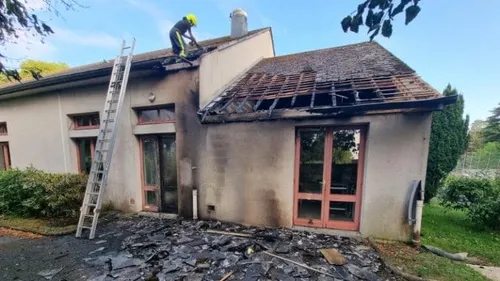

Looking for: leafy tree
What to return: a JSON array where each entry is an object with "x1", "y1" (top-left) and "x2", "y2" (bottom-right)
[
  {"x1": 425, "y1": 84, "x2": 469, "y2": 202},
  {"x1": 483, "y1": 103, "x2": 500, "y2": 143},
  {"x1": 0, "y1": 59, "x2": 69, "y2": 84},
  {"x1": 468, "y1": 119, "x2": 487, "y2": 151},
  {"x1": 0, "y1": 0, "x2": 82, "y2": 82},
  {"x1": 343, "y1": 0, "x2": 422, "y2": 40}
]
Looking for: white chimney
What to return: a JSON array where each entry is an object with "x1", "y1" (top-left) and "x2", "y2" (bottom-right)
[{"x1": 230, "y1": 8, "x2": 248, "y2": 38}]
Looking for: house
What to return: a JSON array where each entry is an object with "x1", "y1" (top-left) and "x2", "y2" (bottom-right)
[{"x1": 0, "y1": 15, "x2": 455, "y2": 240}]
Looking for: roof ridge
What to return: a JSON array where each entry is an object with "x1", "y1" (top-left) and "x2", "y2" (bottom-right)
[
  {"x1": 0, "y1": 27, "x2": 271, "y2": 89},
  {"x1": 261, "y1": 41, "x2": 374, "y2": 62}
]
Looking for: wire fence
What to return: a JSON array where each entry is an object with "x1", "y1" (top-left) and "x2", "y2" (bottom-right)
[
  {"x1": 455, "y1": 152, "x2": 500, "y2": 170},
  {"x1": 452, "y1": 152, "x2": 500, "y2": 179}
]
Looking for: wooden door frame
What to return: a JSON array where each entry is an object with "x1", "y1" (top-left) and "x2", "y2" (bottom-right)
[
  {"x1": 75, "y1": 138, "x2": 96, "y2": 173},
  {"x1": 293, "y1": 126, "x2": 366, "y2": 231},
  {"x1": 0, "y1": 142, "x2": 10, "y2": 170}
]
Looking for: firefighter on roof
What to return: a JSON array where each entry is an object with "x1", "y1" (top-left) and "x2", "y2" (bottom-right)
[{"x1": 170, "y1": 14, "x2": 199, "y2": 58}]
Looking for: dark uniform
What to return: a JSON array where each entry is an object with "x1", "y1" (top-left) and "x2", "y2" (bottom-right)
[{"x1": 170, "y1": 18, "x2": 191, "y2": 57}]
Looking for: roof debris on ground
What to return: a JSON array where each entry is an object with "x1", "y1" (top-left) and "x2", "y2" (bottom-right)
[
  {"x1": 199, "y1": 41, "x2": 456, "y2": 123},
  {"x1": 85, "y1": 216, "x2": 393, "y2": 281}
]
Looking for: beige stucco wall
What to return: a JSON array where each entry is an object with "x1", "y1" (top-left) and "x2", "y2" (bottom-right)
[
  {"x1": 196, "y1": 113, "x2": 432, "y2": 240},
  {"x1": 199, "y1": 30, "x2": 275, "y2": 109},
  {"x1": 0, "y1": 69, "x2": 200, "y2": 213}
]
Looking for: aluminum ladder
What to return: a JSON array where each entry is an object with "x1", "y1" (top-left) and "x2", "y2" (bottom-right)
[{"x1": 76, "y1": 38, "x2": 136, "y2": 239}]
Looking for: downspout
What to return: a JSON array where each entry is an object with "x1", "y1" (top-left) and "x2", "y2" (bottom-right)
[{"x1": 408, "y1": 180, "x2": 424, "y2": 247}]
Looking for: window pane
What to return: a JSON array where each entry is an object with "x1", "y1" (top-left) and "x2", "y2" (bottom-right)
[
  {"x1": 299, "y1": 130, "x2": 325, "y2": 193},
  {"x1": 329, "y1": 202, "x2": 355, "y2": 221},
  {"x1": 297, "y1": 199, "x2": 322, "y2": 219},
  {"x1": 159, "y1": 108, "x2": 175, "y2": 121},
  {"x1": 0, "y1": 123, "x2": 7, "y2": 134},
  {"x1": 140, "y1": 110, "x2": 160, "y2": 123},
  {"x1": 142, "y1": 137, "x2": 160, "y2": 186},
  {"x1": 91, "y1": 114, "x2": 100, "y2": 127},
  {"x1": 330, "y1": 129, "x2": 360, "y2": 195},
  {"x1": 0, "y1": 144, "x2": 6, "y2": 171},
  {"x1": 145, "y1": 190, "x2": 158, "y2": 205},
  {"x1": 77, "y1": 139, "x2": 92, "y2": 174},
  {"x1": 160, "y1": 135, "x2": 177, "y2": 213}
]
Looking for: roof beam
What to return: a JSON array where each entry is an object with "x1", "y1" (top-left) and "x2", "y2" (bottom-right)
[
  {"x1": 268, "y1": 76, "x2": 291, "y2": 116},
  {"x1": 253, "y1": 75, "x2": 280, "y2": 111},
  {"x1": 290, "y1": 72, "x2": 305, "y2": 107},
  {"x1": 309, "y1": 80, "x2": 317, "y2": 108}
]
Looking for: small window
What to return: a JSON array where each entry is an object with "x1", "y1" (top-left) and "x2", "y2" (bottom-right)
[
  {"x1": 137, "y1": 105, "x2": 175, "y2": 124},
  {"x1": 73, "y1": 113, "x2": 100, "y2": 129},
  {"x1": 0, "y1": 122, "x2": 7, "y2": 135},
  {"x1": 0, "y1": 142, "x2": 11, "y2": 170}
]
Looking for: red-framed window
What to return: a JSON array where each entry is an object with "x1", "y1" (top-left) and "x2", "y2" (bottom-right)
[
  {"x1": 136, "y1": 105, "x2": 175, "y2": 125},
  {"x1": 73, "y1": 113, "x2": 100, "y2": 130},
  {"x1": 0, "y1": 122, "x2": 7, "y2": 135},
  {"x1": 75, "y1": 138, "x2": 96, "y2": 174},
  {"x1": 0, "y1": 142, "x2": 11, "y2": 171}
]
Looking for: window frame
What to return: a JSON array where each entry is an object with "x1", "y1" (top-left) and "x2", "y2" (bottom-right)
[
  {"x1": 0, "y1": 122, "x2": 7, "y2": 135},
  {"x1": 72, "y1": 112, "x2": 101, "y2": 130},
  {"x1": 0, "y1": 142, "x2": 11, "y2": 170},
  {"x1": 75, "y1": 138, "x2": 96, "y2": 174},
  {"x1": 136, "y1": 105, "x2": 175, "y2": 125}
]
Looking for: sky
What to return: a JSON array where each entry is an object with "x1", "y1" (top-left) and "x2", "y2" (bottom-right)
[{"x1": 2, "y1": 0, "x2": 499, "y2": 122}]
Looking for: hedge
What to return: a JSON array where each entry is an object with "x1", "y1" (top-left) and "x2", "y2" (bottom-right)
[
  {"x1": 441, "y1": 175, "x2": 500, "y2": 229},
  {"x1": 0, "y1": 168, "x2": 87, "y2": 219}
]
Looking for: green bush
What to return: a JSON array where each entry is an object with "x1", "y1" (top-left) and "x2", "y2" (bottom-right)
[
  {"x1": 468, "y1": 197, "x2": 500, "y2": 230},
  {"x1": 440, "y1": 176, "x2": 497, "y2": 211},
  {"x1": 0, "y1": 168, "x2": 87, "y2": 219},
  {"x1": 441, "y1": 176, "x2": 500, "y2": 229}
]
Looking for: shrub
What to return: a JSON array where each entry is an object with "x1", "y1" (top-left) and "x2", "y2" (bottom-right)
[
  {"x1": 440, "y1": 176, "x2": 497, "y2": 211},
  {"x1": 0, "y1": 168, "x2": 87, "y2": 219},
  {"x1": 441, "y1": 175, "x2": 500, "y2": 229},
  {"x1": 468, "y1": 197, "x2": 500, "y2": 230}
]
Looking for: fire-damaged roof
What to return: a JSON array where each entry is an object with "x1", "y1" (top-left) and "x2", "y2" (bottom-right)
[
  {"x1": 0, "y1": 28, "x2": 271, "y2": 96},
  {"x1": 199, "y1": 41, "x2": 456, "y2": 123}
]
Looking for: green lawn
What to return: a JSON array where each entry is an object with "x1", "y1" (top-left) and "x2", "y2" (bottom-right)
[
  {"x1": 377, "y1": 201, "x2": 500, "y2": 281},
  {"x1": 422, "y1": 201, "x2": 500, "y2": 266}
]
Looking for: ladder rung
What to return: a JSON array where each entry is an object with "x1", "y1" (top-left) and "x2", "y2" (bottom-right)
[
  {"x1": 107, "y1": 100, "x2": 118, "y2": 103},
  {"x1": 80, "y1": 226, "x2": 92, "y2": 229},
  {"x1": 85, "y1": 215, "x2": 94, "y2": 218},
  {"x1": 85, "y1": 203, "x2": 97, "y2": 207},
  {"x1": 105, "y1": 109, "x2": 116, "y2": 113}
]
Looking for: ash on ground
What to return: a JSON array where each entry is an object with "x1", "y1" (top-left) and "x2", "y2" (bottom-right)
[{"x1": 86, "y1": 217, "x2": 394, "y2": 281}]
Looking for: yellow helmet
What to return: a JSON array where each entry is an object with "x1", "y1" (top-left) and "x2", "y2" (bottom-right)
[{"x1": 186, "y1": 14, "x2": 197, "y2": 26}]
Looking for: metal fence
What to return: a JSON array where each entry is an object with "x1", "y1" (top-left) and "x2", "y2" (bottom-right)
[
  {"x1": 455, "y1": 152, "x2": 500, "y2": 170},
  {"x1": 452, "y1": 152, "x2": 500, "y2": 178}
]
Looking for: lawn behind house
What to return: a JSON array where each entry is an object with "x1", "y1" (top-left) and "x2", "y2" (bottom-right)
[
  {"x1": 378, "y1": 201, "x2": 500, "y2": 281},
  {"x1": 422, "y1": 201, "x2": 500, "y2": 266}
]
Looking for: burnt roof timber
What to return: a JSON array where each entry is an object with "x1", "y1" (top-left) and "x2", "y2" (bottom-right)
[{"x1": 201, "y1": 95, "x2": 457, "y2": 124}]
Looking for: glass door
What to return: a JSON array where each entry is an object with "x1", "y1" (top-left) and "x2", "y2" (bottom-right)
[
  {"x1": 141, "y1": 136, "x2": 161, "y2": 212},
  {"x1": 140, "y1": 134, "x2": 178, "y2": 213},
  {"x1": 159, "y1": 135, "x2": 177, "y2": 213},
  {"x1": 293, "y1": 129, "x2": 327, "y2": 227},
  {"x1": 324, "y1": 129, "x2": 364, "y2": 230},
  {"x1": 294, "y1": 127, "x2": 365, "y2": 231}
]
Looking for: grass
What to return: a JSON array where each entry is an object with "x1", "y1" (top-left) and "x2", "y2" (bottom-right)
[
  {"x1": 421, "y1": 201, "x2": 500, "y2": 266},
  {"x1": 376, "y1": 201, "x2": 500, "y2": 281},
  {"x1": 0, "y1": 216, "x2": 77, "y2": 235},
  {"x1": 377, "y1": 241, "x2": 490, "y2": 281}
]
